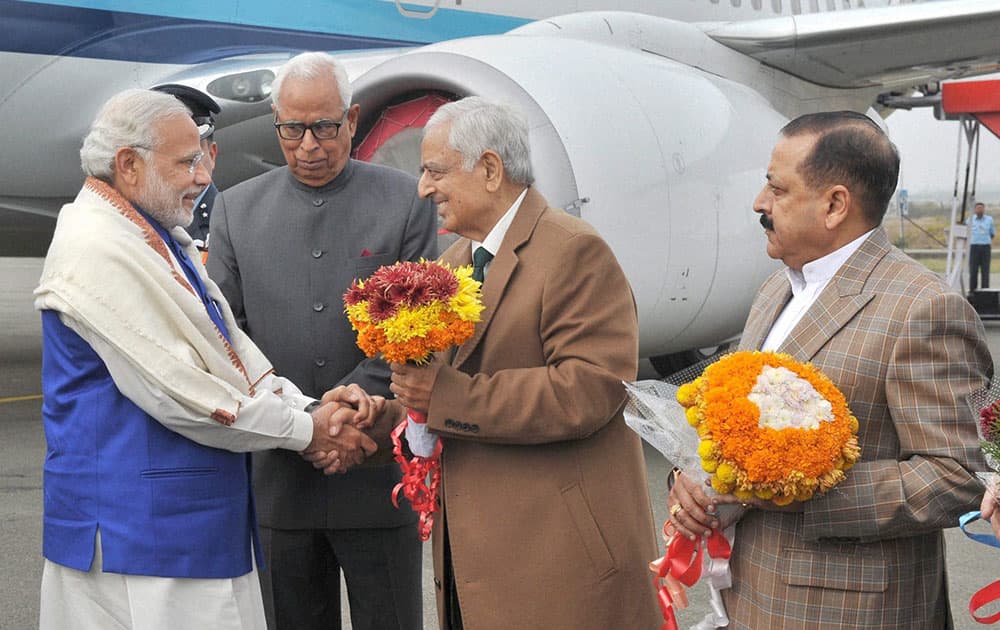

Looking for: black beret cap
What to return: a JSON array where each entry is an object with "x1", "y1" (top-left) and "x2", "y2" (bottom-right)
[{"x1": 151, "y1": 84, "x2": 221, "y2": 132}]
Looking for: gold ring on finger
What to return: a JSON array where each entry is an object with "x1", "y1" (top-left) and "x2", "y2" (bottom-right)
[{"x1": 670, "y1": 503, "x2": 683, "y2": 518}]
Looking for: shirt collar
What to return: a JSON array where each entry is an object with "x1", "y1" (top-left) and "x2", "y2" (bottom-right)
[
  {"x1": 784, "y1": 229, "x2": 874, "y2": 295},
  {"x1": 471, "y1": 187, "x2": 528, "y2": 257}
]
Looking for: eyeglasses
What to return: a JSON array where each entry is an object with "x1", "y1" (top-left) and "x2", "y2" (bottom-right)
[
  {"x1": 133, "y1": 146, "x2": 205, "y2": 174},
  {"x1": 273, "y1": 110, "x2": 349, "y2": 141}
]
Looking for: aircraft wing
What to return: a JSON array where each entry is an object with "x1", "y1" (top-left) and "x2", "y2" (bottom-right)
[{"x1": 702, "y1": 0, "x2": 1000, "y2": 89}]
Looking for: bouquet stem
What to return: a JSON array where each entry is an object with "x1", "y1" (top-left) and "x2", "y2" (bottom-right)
[
  {"x1": 391, "y1": 410, "x2": 442, "y2": 542},
  {"x1": 652, "y1": 526, "x2": 731, "y2": 630}
]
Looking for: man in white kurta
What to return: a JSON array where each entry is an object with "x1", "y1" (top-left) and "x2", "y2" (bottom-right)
[{"x1": 35, "y1": 89, "x2": 379, "y2": 630}]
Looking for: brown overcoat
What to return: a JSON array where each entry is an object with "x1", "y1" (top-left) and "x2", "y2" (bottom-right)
[
  {"x1": 425, "y1": 188, "x2": 660, "y2": 629},
  {"x1": 726, "y1": 228, "x2": 991, "y2": 628}
]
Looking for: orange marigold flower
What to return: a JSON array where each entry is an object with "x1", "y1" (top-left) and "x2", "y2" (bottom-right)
[{"x1": 676, "y1": 351, "x2": 860, "y2": 506}]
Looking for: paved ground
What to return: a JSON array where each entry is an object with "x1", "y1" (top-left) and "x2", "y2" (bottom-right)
[{"x1": 2, "y1": 256, "x2": 999, "y2": 629}]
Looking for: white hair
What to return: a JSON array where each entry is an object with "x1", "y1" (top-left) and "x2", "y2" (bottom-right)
[
  {"x1": 80, "y1": 89, "x2": 190, "y2": 182},
  {"x1": 271, "y1": 52, "x2": 352, "y2": 113},
  {"x1": 425, "y1": 96, "x2": 534, "y2": 186}
]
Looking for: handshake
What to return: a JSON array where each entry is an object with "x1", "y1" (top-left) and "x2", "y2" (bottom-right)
[{"x1": 299, "y1": 384, "x2": 404, "y2": 475}]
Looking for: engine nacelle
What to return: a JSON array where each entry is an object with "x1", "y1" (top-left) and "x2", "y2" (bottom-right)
[{"x1": 353, "y1": 14, "x2": 785, "y2": 359}]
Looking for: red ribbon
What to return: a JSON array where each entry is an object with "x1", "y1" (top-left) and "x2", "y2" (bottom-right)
[
  {"x1": 652, "y1": 527, "x2": 731, "y2": 630},
  {"x1": 970, "y1": 579, "x2": 1000, "y2": 624},
  {"x1": 390, "y1": 410, "x2": 442, "y2": 542}
]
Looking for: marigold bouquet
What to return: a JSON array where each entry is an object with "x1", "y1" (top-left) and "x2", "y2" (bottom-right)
[
  {"x1": 344, "y1": 259, "x2": 484, "y2": 541},
  {"x1": 678, "y1": 350, "x2": 860, "y2": 505},
  {"x1": 624, "y1": 350, "x2": 860, "y2": 630}
]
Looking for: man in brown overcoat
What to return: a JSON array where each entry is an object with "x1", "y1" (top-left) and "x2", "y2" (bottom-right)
[{"x1": 388, "y1": 96, "x2": 661, "y2": 629}]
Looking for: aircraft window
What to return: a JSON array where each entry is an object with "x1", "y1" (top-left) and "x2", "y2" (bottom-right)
[
  {"x1": 792, "y1": 0, "x2": 801, "y2": 14},
  {"x1": 752, "y1": 0, "x2": 762, "y2": 9},
  {"x1": 772, "y1": 0, "x2": 781, "y2": 13}
]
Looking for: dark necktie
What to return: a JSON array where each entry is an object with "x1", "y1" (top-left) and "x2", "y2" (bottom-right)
[{"x1": 472, "y1": 246, "x2": 493, "y2": 283}]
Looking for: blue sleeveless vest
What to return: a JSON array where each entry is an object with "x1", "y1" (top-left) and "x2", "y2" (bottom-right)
[
  {"x1": 41, "y1": 213, "x2": 261, "y2": 578},
  {"x1": 41, "y1": 312, "x2": 260, "y2": 577}
]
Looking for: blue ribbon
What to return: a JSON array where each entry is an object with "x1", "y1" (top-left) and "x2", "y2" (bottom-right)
[{"x1": 960, "y1": 511, "x2": 1000, "y2": 549}]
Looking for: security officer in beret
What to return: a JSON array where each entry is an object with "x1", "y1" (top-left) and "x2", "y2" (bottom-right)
[{"x1": 151, "y1": 84, "x2": 221, "y2": 254}]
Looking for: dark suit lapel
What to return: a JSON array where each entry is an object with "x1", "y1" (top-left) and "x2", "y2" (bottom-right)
[
  {"x1": 778, "y1": 229, "x2": 889, "y2": 362},
  {"x1": 452, "y1": 188, "x2": 546, "y2": 369}
]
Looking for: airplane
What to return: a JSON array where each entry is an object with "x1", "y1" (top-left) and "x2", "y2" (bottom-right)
[{"x1": 3, "y1": 0, "x2": 1000, "y2": 373}]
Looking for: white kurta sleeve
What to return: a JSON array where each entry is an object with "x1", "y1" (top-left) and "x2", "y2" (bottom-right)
[{"x1": 60, "y1": 312, "x2": 315, "y2": 453}]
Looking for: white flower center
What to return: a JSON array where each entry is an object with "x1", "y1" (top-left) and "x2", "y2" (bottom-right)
[{"x1": 748, "y1": 365, "x2": 833, "y2": 431}]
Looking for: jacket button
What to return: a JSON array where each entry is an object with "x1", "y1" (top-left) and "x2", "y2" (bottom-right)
[
  {"x1": 314, "y1": 358, "x2": 326, "y2": 367},
  {"x1": 313, "y1": 302, "x2": 324, "y2": 312},
  {"x1": 312, "y1": 249, "x2": 323, "y2": 258},
  {"x1": 312, "y1": 198, "x2": 324, "y2": 207}
]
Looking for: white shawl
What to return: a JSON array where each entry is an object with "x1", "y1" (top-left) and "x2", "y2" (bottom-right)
[{"x1": 35, "y1": 177, "x2": 275, "y2": 425}]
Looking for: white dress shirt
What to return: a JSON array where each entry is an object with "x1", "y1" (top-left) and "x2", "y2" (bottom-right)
[
  {"x1": 471, "y1": 187, "x2": 529, "y2": 274},
  {"x1": 761, "y1": 229, "x2": 874, "y2": 351}
]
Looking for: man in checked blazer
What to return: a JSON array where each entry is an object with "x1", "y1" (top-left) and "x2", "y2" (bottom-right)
[
  {"x1": 388, "y1": 97, "x2": 660, "y2": 629},
  {"x1": 669, "y1": 111, "x2": 992, "y2": 628}
]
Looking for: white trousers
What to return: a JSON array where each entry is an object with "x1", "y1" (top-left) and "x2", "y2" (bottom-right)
[{"x1": 39, "y1": 531, "x2": 266, "y2": 630}]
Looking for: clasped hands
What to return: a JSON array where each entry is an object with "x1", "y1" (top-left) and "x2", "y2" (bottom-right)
[
  {"x1": 667, "y1": 470, "x2": 802, "y2": 541},
  {"x1": 300, "y1": 384, "x2": 385, "y2": 475},
  {"x1": 300, "y1": 361, "x2": 443, "y2": 474}
]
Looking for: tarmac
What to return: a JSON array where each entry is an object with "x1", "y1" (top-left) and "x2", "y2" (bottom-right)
[{"x1": 1, "y1": 256, "x2": 999, "y2": 629}]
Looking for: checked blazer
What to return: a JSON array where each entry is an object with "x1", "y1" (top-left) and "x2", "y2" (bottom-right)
[{"x1": 725, "y1": 228, "x2": 992, "y2": 628}]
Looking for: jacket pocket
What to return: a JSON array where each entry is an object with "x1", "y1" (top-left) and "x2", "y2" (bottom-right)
[
  {"x1": 783, "y1": 547, "x2": 887, "y2": 592},
  {"x1": 140, "y1": 466, "x2": 217, "y2": 479},
  {"x1": 561, "y1": 483, "x2": 616, "y2": 580},
  {"x1": 352, "y1": 252, "x2": 395, "y2": 278}
]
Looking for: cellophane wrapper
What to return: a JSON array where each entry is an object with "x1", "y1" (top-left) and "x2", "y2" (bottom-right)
[{"x1": 968, "y1": 380, "x2": 1000, "y2": 491}]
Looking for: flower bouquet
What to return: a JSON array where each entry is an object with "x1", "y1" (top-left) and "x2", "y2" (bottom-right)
[
  {"x1": 344, "y1": 260, "x2": 484, "y2": 540},
  {"x1": 959, "y1": 385, "x2": 1000, "y2": 624},
  {"x1": 625, "y1": 350, "x2": 860, "y2": 630}
]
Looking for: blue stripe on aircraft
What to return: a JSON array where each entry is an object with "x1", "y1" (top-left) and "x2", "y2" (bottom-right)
[{"x1": 2, "y1": 0, "x2": 529, "y2": 63}]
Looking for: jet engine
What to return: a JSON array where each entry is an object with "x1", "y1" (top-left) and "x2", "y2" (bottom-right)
[{"x1": 351, "y1": 13, "x2": 785, "y2": 364}]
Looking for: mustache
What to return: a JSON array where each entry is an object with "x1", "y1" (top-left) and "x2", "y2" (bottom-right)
[{"x1": 759, "y1": 214, "x2": 774, "y2": 230}]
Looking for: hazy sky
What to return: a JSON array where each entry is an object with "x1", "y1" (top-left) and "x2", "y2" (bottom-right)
[{"x1": 885, "y1": 106, "x2": 1000, "y2": 201}]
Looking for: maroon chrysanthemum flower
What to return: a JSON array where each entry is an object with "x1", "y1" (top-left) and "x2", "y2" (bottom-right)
[{"x1": 982, "y1": 401, "x2": 1000, "y2": 442}]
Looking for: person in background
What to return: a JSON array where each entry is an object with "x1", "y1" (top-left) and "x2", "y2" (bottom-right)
[
  {"x1": 668, "y1": 111, "x2": 991, "y2": 629},
  {"x1": 387, "y1": 96, "x2": 660, "y2": 630},
  {"x1": 207, "y1": 52, "x2": 436, "y2": 630},
  {"x1": 35, "y1": 88, "x2": 380, "y2": 630},
  {"x1": 968, "y1": 201, "x2": 995, "y2": 292}
]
